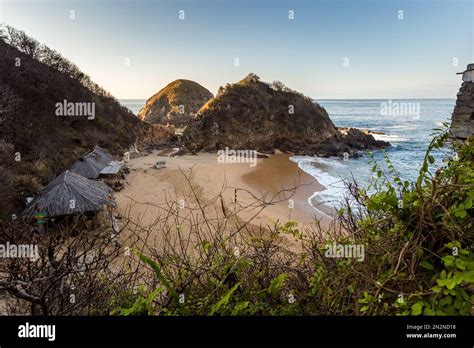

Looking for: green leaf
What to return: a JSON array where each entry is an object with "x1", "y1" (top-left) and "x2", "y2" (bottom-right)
[
  {"x1": 436, "y1": 279, "x2": 449, "y2": 287},
  {"x1": 446, "y1": 279, "x2": 456, "y2": 290},
  {"x1": 210, "y1": 282, "x2": 240, "y2": 315},
  {"x1": 411, "y1": 302, "x2": 423, "y2": 316},
  {"x1": 267, "y1": 273, "x2": 288, "y2": 296},
  {"x1": 420, "y1": 261, "x2": 434, "y2": 270},
  {"x1": 423, "y1": 308, "x2": 436, "y2": 316},
  {"x1": 136, "y1": 252, "x2": 180, "y2": 305},
  {"x1": 455, "y1": 258, "x2": 466, "y2": 270},
  {"x1": 462, "y1": 271, "x2": 474, "y2": 284},
  {"x1": 231, "y1": 301, "x2": 250, "y2": 315},
  {"x1": 459, "y1": 288, "x2": 470, "y2": 301},
  {"x1": 453, "y1": 273, "x2": 464, "y2": 284},
  {"x1": 442, "y1": 255, "x2": 455, "y2": 267}
]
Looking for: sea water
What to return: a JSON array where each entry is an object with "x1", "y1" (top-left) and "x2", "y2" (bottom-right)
[
  {"x1": 120, "y1": 99, "x2": 146, "y2": 115},
  {"x1": 292, "y1": 99, "x2": 455, "y2": 214},
  {"x1": 120, "y1": 99, "x2": 456, "y2": 213}
]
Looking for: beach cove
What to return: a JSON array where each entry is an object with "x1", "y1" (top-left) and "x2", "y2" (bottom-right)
[{"x1": 115, "y1": 151, "x2": 330, "y2": 247}]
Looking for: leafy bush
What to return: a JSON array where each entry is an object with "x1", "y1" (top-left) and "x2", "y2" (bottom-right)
[
  {"x1": 113, "y1": 130, "x2": 472, "y2": 316},
  {"x1": 4, "y1": 128, "x2": 469, "y2": 316}
]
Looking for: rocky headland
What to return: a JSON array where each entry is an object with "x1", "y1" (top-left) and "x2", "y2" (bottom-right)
[
  {"x1": 182, "y1": 74, "x2": 389, "y2": 157},
  {"x1": 138, "y1": 79, "x2": 213, "y2": 127}
]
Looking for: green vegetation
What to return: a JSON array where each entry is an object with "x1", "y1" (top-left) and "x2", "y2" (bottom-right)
[
  {"x1": 0, "y1": 25, "x2": 470, "y2": 317},
  {"x1": 0, "y1": 24, "x2": 145, "y2": 217},
  {"x1": 114, "y1": 130, "x2": 473, "y2": 316},
  {"x1": 346, "y1": 129, "x2": 473, "y2": 315}
]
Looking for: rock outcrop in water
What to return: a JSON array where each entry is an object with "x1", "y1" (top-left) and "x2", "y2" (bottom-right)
[
  {"x1": 182, "y1": 74, "x2": 389, "y2": 157},
  {"x1": 138, "y1": 79, "x2": 213, "y2": 127}
]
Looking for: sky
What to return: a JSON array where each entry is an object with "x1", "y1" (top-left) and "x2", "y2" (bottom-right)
[{"x1": 0, "y1": 0, "x2": 473, "y2": 99}]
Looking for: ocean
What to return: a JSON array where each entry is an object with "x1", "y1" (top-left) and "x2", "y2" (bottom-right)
[
  {"x1": 120, "y1": 99, "x2": 146, "y2": 116},
  {"x1": 120, "y1": 98, "x2": 456, "y2": 214}
]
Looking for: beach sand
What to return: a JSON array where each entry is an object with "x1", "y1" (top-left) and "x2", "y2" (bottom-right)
[{"x1": 115, "y1": 151, "x2": 330, "y2": 247}]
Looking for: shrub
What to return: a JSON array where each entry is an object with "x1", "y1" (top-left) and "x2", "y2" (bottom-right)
[{"x1": 114, "y1": 130, "x2": 473, "y2": 316}]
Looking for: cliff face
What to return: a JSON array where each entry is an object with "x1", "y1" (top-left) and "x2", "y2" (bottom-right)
[
  {"x1": 138, "y1": 79, "x2": 213, "y2": 127},
  {"x1": 451, "y1": 80, "x2": 474, "y2": 139},
  {"x1": 182, "y1": 74, "x2": 388, "y2": 157}
]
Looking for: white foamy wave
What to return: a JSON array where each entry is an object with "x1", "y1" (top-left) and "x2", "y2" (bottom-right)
[
  {"x1": 382, "y1": 125, "x2": 417, "y2": 131},
  {"x1": 290, "y1": 156, "x2": 348, "y2": 214},
  {"x1": 371, "y1": 133, "x2": 409, "y2": 142},
  {"x1": 291, "y1": 155, "x2": 346, "y2": 169}
]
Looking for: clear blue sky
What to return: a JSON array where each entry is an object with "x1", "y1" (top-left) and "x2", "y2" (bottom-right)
[{"x1": 1, "y1": 0, "x2": 473, "y2": 99}]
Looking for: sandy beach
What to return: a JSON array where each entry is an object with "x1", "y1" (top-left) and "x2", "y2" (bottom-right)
[{"x1": 115, "y1": 151, "x2": 330, "y2": 241}]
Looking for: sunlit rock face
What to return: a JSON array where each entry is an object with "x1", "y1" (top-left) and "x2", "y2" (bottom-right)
[
  {"x1": 183, "y1": 74, "x2": 389, "y2": 157},
  {"x1": 138, "y1": 79, "x2": 213, "y2": 127}
]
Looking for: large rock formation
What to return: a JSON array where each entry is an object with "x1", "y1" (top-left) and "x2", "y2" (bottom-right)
[
  {"x1": 450, "y1": 64, "x2": 474, "y2": 139},
  {"x1": 182, "y1": 74, "x2": 389, "y2": 157},
  {"x1": 138, "y1": 79, "x2": 213, "y2": 127}
]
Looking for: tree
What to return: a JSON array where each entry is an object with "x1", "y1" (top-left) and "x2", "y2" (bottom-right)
[
  {"x1": 0, "y1": 23, "x2": 110, "y2": 97},
  {"x1": 243, "y1": 73, "x2": 260, "y2": 83},
  {"x1": 271, "y1": 80, "x2": 285, "y2": 91}
]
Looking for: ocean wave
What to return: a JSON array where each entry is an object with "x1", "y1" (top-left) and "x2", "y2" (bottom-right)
[
  {"x1": 382, "y1": 124, "x2": 417, "y2": 130},
  {"x1": 371, "y1": 133, "x2": 409, "y2": 142},
  {"x1": 290, "y1": 156, "x2": 348, "y2": 213}
]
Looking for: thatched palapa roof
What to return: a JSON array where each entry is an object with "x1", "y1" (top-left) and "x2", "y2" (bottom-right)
[
  {"x1": 70, "y1": 156, "x2": 104, "y2": 179},
  {"x1": 22, "y1": 170, "x2": 116, "y2": 219},
  {"x1": 70, "y1": 145, "x2": 113, "y2": 179},
  {"x1": 99, "y1": 161, "x2": 124, "y2": 176},
  {"x1": 93, "y1": 145, "x2": 113, "y2": 165}
]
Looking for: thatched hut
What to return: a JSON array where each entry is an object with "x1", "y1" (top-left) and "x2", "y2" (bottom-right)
[
  {"x1": 70, "y1": 156, "x2": 104, "y2": 179},
  {"x1": 99, "y1": 161, "x2": 125, "y2": 179},
  {"x1": 22, "y1": 170, "x2": 116, "y2": 219},
  {"x1": 70, "y1": 146, "x2": 114, "y2": 179},
  {"x1": 93, "y1": 145, "x2": 113, "y2": 166}
]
